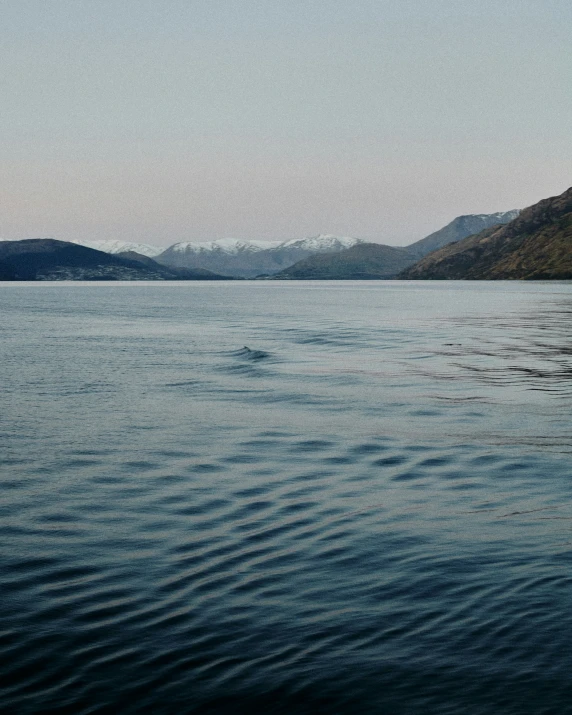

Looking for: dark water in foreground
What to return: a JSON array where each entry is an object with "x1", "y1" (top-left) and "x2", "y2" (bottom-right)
[{"x1": 1, "y1": 280, "x2": 571, "y2": 714}]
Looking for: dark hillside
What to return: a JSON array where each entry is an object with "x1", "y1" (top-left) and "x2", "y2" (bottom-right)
[
  {"x1": 400, "y1": 187, "x2": 572, "y2": 280},
  {"x1": 0, "y1": 240, "x2": 231, "y2": 280}
]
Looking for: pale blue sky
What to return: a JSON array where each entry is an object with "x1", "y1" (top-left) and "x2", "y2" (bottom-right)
[{"x1": 2, "y1": 0, "x2": 571, "y2": 246}]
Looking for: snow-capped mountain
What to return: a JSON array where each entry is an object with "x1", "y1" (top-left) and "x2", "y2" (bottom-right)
[
  {"x1": 157, "y1": 235, "x2": 366, "y2": 278},
  {"x1": 69, "y1": 239, "x2": 164, "y2": 258},
  {"x1": 279, "y1": 235, "x2": 361, "y2": 251},
  {"x1": 169, "y1": 238, "x2": 282, "y2": 255}
]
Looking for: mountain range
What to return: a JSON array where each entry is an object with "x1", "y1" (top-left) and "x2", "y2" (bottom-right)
[
  {"x1": 3, "y1": 193, "x2": 569, "y2": 281},
  {"x1": 60, "y1": 211, "x2": 519, "y2": 280},
  {"x1": 64, "y1": 235, "x2": 363, "y2": 278},
  {"x1": 154, "y1": 235, "x2": 366, "y2": 278}
]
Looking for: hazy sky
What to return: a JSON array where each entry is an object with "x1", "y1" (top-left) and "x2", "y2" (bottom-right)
[{"x1": 2, "y1": 0, "x2": 571, "y2": 247}]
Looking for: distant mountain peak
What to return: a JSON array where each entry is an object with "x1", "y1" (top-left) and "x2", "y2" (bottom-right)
[{"x1": 406, "y1": 209, "x2": 521, "y2": 258}]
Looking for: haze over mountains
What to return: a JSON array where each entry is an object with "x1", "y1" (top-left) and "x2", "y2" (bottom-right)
[
  {"x1": 2, "y1": 190, "x2": 570, "y2": 281},
  {"x1": 58, "y1": 210, "x2": 519, "y2": 280}
]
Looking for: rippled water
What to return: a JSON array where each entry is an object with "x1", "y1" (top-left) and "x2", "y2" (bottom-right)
[{"x1": 1, "y1": 280, "x2": 571, "y2": 714}]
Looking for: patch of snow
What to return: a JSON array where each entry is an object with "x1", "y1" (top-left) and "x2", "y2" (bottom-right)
[
  {"x1": 170, "y1": 239, "x2": 282, "y2": 255},
  {"x1": 169, "y1": 235, "x2": 365, "y2": 255},
  {"x1": 462, "y1": 210, "x2": 520, "y2": 223},
  {"x1": 281, "y1": 235, "x2": 364, "y2": 251}
]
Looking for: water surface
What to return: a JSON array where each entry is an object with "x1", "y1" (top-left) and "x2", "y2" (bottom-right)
[{"x1": 1, "y1": 281, "x2": 571, "y2": 713}]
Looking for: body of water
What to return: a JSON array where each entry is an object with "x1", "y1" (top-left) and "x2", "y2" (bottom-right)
[{"x1": 1, "y1": 280, "x2": 571, "y2": 714}]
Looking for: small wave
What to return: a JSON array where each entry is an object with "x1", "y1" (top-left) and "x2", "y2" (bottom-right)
[{"x1": 231, "y1": 346, "x2": 272, "y2": 362}]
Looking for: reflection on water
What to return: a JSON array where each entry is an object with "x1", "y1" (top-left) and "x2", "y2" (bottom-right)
[{"x1": 1, "y1": 281, "x2": 571, "y2": 714}]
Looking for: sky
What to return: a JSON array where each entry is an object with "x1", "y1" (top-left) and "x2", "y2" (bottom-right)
[{"x1": 2, "y1": 0, "x2": 571, "y2": 248}]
